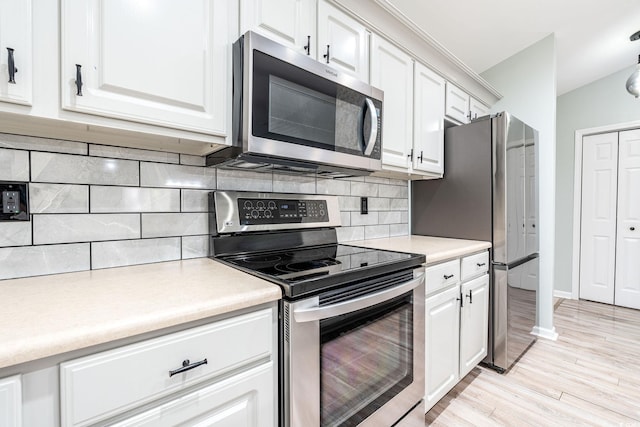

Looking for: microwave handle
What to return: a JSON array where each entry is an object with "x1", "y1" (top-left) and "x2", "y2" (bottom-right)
[
  {"x1": 363, "y1": 98, "x2": 378, "y2": 156},
  {"x1": 293, "y1": 271, "x2": 424, "y2": 323}
]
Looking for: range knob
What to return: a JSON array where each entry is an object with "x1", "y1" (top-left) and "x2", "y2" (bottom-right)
[
  {"x1": 251, "y1": 210, "x2": 259, "y2": 218},
  {"x1": 243, "y1": 200, "x2": 253, "y2": 210},
  {"x1": 268, "y1": 201, "x2": 276, "y2": 209},
  {"x1": 257, "y1": 201, "x2": 265, "y2": 209},
  {"x1": 264, "y1": 210, "x2": 273, "y2": 218}
]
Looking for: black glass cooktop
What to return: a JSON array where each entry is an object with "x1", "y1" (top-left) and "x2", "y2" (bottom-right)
[{"x1": 217, "y1": 244, "x2": 424, "y2": 299}]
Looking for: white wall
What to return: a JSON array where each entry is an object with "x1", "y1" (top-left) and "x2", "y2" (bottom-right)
[
  {"x1": 555, "y1": 65, "x2": 640, "y2": 294},
  {"x1": 480, "y1": 34, "x2": 558, "y2": 339}
]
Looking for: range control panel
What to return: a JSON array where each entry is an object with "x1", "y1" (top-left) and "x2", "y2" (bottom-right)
[{"x1": 238, "y1": 198, "x2": 329, "y2": 225}]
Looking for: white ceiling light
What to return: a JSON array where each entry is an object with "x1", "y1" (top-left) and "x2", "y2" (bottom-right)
[{"x1": 626, "y1": 31, "x2": 640, "y2": 98}]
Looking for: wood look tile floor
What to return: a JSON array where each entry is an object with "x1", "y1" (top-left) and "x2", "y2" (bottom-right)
[{"x1": 425, "y1": 299, "x2": 640, "y2": 426}]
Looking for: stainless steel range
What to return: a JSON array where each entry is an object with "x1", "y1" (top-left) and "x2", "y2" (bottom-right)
[{"x1": 209, "y1": 191, "x2": 425, "y2": 427}]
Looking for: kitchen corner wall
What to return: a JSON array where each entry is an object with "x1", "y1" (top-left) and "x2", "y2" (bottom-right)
[{"x1": 0, "y1": 133, "x2": 409, "y2": 281}]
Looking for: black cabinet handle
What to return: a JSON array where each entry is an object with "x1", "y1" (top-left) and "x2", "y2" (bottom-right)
[
  {"x1": 444, "y1": 274, "x2": 454, "y2": 280},
  {"x1": 169, "y1": 358, "x2": 208, "y2": 377},
  {"x1": 457, "y1": 293, "x2": 463, "y2": 307},
  {"x1": 477, "y1": 262, "x2": 486, "y2": 267},
  {"x1": 418, "y1": 150, "x2": 424, "y2": 163},
  {"x1": 532, "y1": 224, "x2": 536, "y2": 228},
  {"x1": 323, "y1": 44, "x2": 330, "y2": 63},
  {"x1": 304, "y1": 35, "x2": 311, "y2": 56},
  {"x1": 466, "y1": 111, "x2": 472, "y2": 121},
  {"x1": 466, "y1": 289, "x2": 473, "y2": 304},
  {"x1": 7, "y1": 48, "x2": 17, "y2": 84},
  {"x1": 631, "y1": 227, "x2": 636, "y2": 231},
  {"x1": 407, "y1": 148, "x2": 414, "y2": 162},
  {"x1": 75, "y1": 64, "x2": 83, "y2": 96}
]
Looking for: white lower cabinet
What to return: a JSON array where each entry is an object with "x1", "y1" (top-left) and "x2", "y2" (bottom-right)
[
  {"x1": 60, "y1": 307, "x2": 276, "y2": 427},
  {"x1": 111, "y1": 363, "x2": 273, "y2": 427},
  {"x1": 424, "y1": 252, "x2": 489, "y2": 412},
  {"x1": 0, "y1": 375, "x2": 22, "y2": 427}
]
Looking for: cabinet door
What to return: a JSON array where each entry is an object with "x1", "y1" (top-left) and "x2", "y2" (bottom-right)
[
  {"x1": 413, "y1": 63, "x2": 445, "y2": 175},
  {"x1": 424, "y1": 286, "x2": 460, "y2": 412},
  {"x1": 111, "y1": 363, "x2": 274, "y2": 427},
  {"x1": 371, "y1": 35, "x2": 413, "y2": 170},
  {"x1": 444, "y1": 82, "x2": 469, "y2": 124},
  {"x1": 615, "y1": 129, "x2": 640, "y2": 310},
  {"x1": 240, "y1": 0, "x2": 315, "y2": 55},
  {"x1": 61, "y1": 0, "x2": 235, "y2": 135},
  {"x1": 469, "y1": 97, "x2": 489, "y2": 121},
  {"x1": 317, "y1": 0, "x2": 369, "y2": 82},
  {"x1": 0, "y1": 0, "x2": 32, "y2": 105},
  {"x1": 0, "y1": 375, "x2": 21, "y2": 427},
  {"x1": 459, "y1": 274, "x2": 489, "y2": 379}
]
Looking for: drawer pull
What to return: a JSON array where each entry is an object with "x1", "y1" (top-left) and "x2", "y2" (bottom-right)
[
  {"x1": 169, "y1": 358, "x2": 208, "y2": 377},
  {"x1": 444, "y1": 274, "x2": 454, "y2": 280},
  {"x1": 476, "y1": 262, "x2": 486, "y2": 267}
]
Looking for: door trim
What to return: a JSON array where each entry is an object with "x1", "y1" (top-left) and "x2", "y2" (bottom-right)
[{"x1": 571, "y1": 119, "x2": 640, "y2": 300}]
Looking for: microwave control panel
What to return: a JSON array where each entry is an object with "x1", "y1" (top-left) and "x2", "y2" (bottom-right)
[{"x1": 238, "y1": 198, "x2": 329, "y2": 225}]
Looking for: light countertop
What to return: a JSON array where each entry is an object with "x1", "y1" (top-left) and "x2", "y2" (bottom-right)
[
  {"x1": 0, "y1": 258, "x2": 281, "y2": 369},
  {"x1": 348, "y1": 235, "x2": 491, "y2": 265}
]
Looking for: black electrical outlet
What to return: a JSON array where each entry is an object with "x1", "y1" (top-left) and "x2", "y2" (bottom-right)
[
  {"x1": 360, "y1": 197, "x2": 368, "y2": 214},
  {"x1": 0, "y1": 182, "x2": 29, "y2": 221}
]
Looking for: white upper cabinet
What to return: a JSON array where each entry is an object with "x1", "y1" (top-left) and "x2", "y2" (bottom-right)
[
  {"x1": 0, "y1": 0, "x2": 32, "y2": 105},
  {"x1": 445, "y1": 82, "x2": 469, "y2": 124},
  {"x1": 61, "y1": 0, "x2": 235, "y2": 135},
  {"x1": 413, "y1": 63, "x2": 445, "y2": 175},
  {"x1": 469, "y1": 97, "x2": 490, "y2": 121},
  {"x1": 371, "y1": 35, "x2": 413, "y2": 170},
  {"x1": 240, "y1": 0, "x2": 315, "y2": 55},
  {"x1": 317, "y1": 0, "x2": 369, "y2": 83}
]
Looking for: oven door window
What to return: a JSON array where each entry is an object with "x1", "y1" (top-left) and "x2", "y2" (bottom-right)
[
  {"x1": 251, "y1": 50, "x2": 381, "y2": 158},
  {"x1": 320, "y1": 293, "x2": 413, "y2": 427}
]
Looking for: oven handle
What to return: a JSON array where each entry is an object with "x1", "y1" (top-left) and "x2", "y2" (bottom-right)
[{"x1": 293, "y1": 272, "x2": 424, "y2": 323}]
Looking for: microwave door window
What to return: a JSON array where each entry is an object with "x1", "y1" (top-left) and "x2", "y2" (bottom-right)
[
  {"x1": 335, "y1": 88, "x2": 365, "y2": 154},
  {"x1": 268, "y1": 75, "x2": 335, "y2": 145}
]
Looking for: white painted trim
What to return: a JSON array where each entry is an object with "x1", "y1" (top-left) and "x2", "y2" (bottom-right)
[
  {"x1": 571, "y1": 119, "x2": 640, "y2": 301},
  {"x1": 553, "y1": 290, "x2": 573, "y2": 300},
  {"x1": 531, "y1": 326, "x2": 558, "y2": 341}
]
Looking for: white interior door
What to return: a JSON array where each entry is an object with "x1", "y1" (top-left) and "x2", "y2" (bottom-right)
[
  {"x1": 579, "y1": 132, "x2": 618, "y2": 304},
  {"x1": 615, "y1": 129, "x2": 640, "y2": 309}
]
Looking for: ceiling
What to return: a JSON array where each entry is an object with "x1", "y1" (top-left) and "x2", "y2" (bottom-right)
[{"x1": 385, "y1": 0, "x2": 640, "y2": 95}]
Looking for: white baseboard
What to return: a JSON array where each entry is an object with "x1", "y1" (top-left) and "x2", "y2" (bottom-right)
[
  {"x1": 531, "y1": 326, "x2": 559, "y2": 341},
  {"x1": 553, "y1": 290, "x2": 573, "y2": 299}
]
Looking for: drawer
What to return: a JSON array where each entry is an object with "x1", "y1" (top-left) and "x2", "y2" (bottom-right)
[
  {"x1": 60, "y1": 308, "x2": 274, "y2": 427},
  {"x1": 425, "y1": 259, "x2": 460, "y2": 295},
  {"x1": 461, "y1": 251, "x2": 489, "y2": 281}
]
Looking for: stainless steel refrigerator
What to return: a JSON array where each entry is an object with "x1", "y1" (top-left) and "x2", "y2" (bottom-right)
[{"x1": 412, "y1": 112, "x2": 538, "y2": 372}]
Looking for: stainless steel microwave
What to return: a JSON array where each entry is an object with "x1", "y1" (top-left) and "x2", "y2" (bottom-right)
[{"x1": 206, "y1": 31, "x2": 383, "y2": 177}]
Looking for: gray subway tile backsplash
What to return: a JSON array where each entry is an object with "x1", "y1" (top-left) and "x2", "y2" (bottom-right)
[
  {"x1": 141, "y1": 213, "x2": 208, "y2": 238},
  {"x1": 0, "y1": 243, "x2": 90, "y2": 280},
  {"x1": 181, "y1": 189, "x2": 210, "y2": 212},
  {"x1": 29, "y1": 183, "x2": 89, "y2": 213},
  {"x1": 91, "y1": 238, "x2": 181, "y2": 269},
  {"x1": 140, "y1": 162, "x2": 216, "y2": 189},
  {"x1": 33, "y1": 214, "x2": 141, "y2": 244},
  {"x1": 89, "y1": 145, "x2": 180, "y2": 164},
  {"x1": 31, "y1": 152, "x2": 139, "y2": 186},
  {"x1": 0, "y1": 147, "x2": 29, "y2": 181},
  {"x1": 91, "y1": 186, "x2": 180, "y2": 213},
  {"x1": 0, "y1": 222, "x2": 32, "y2": 247},
  {"x1": 0, "y1": 134, "x2": 409, "y2": 280},
  {"x1": 0, "y1": 133, "x2": 87, "y2": 155},
  {"x1": 182, "y1": 235, "x2": 209, "y2": 259}
]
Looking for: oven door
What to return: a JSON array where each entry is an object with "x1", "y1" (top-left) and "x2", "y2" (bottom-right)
[
  {"x1": 283, "y1": 267, "x2": 425, "y2": 427},
  {"x1": 238, "y1": 32, "x2": 383, "y2": 172}
]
